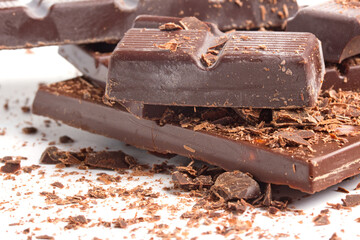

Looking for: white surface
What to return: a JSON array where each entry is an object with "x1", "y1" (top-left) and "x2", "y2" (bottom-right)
[{"x1": 1, "y1": 1, "x2": 360, "y2": 239}]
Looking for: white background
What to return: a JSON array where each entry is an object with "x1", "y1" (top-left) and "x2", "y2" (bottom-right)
[{"x1": 1, "y1": 0, "x2": 359, "y2": 239}]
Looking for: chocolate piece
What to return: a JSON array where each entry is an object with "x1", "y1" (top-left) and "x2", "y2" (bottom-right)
[
  {"x1": 287, "y1": 1, "x2": 360, "y2": 63},
  {"x1": 39, "y1": 147, "x2": 82, "y2": 165},
  {"x1": 84, "y1": 151, "x2": 132, "y2": 170},
  {"x1": 313, "y1": 214, "x2": 330, "y2": 226},
  {"x1": 1, "y1": 160, "x2": 21, "y2": 173},
  {"x1": 172, "y1": 171, "x2": 213, "y2": 190},
  {"x1": 51, "y1": 181, "x2": 64, "y2": 189},
  {"x1": 210, "y1": 171, "x2": 261, "y2": 201},
  {"x1": 32, "y1": 78, "x2": 360, "y2": 193},
  {"x1": 107, "y1": 29, "x2": 324, "y2": 108},
  {"x1": 22, "y1": 127, "x2": 37, "y2": 134},
  {"x1": 0, "y1": 0, "x2": 297, "y2": 49},
  {"x1": 59, "y1": 135, "x2": 74, "y2": 144},
  {"x1": 329, "y1": 233, "x2": 342, "y2": 240},
  {"x1": 323, "y1": 56, "x2": 360, "y2": 91},
  {"x1": 342, "y1": 194, "x2": 360, "y2": 207}
]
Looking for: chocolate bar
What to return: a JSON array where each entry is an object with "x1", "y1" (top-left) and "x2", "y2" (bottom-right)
[
  {"x1": 323, "y1": 56, "x2": 360, "y2": 91},
  {"x1": 32, "y1": 78, "x2": 360, "y2": 194},
  {"x1": 0, "y1": 0, "x2": 298, "y2": 49},
  {"x1": 106, "y1": 28, "x2": 324, "y2": 108},
  {"x1": 287, "y1": 1, "x2": 360, "y2": 63}
]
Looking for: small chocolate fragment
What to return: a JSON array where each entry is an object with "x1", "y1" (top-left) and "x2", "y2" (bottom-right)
[
  {"x1": 210, "y1": 171, "x2": 261, "y2": 201},
  {"x1": 172, "y1": 171, "x2": 213, "y2": 190},
  {"x1": 342, "y1": 194, "x2": 360, "y2": 207},
  {"x1": 329, "y1": 233, "x2": 342, "y2": 240},
  {"x1": 313, "y1": 214, "x2": 330, "y2": 226},
  {"x1": 227, "y1": 201, "x2": 247, "y2": 213},
  {"x1": 336, "y1": 187, "x2": 349, "y2": 193},
  {"x1": 22, "y1": 127, "x2": 37, "y2": 134},
  {"x1": 51, "y1": 182, "x2": 64, "y2": 189},
  {"x1": 39, "y1": 147, "x2": 82, "y2": 165},
  {"x1": 84, "y1": 151, "x2": 132, "y2": 170},
  {"x1": 21, "y1": 106, "x2": 30, "y2": 113},
  {"x1": 107, "y1": 27, "x2": 324, "y2": 108},
  {"x1": 1, "y1": 160, "x2": 21, "y2": 173},
  {"x1": 35, "y1": 235, "x2": 54, "y2": 240},
  {"x1": 287, "y1": 1, "x2": 360, "y2": 63},
  {"x1": 59, "y1": 135, "x2": 74, "y2": 144}
]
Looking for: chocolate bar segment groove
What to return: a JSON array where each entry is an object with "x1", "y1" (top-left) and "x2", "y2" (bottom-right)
[
  {"x1": 33, "y1": 78, "x2": 360, "y2": 194},
  {"x1": 287, "y1": 1, "x2": 360, "y2": 63},
  {"x1": 106, "y1": 29, "x2": 324, "y2": 108}
]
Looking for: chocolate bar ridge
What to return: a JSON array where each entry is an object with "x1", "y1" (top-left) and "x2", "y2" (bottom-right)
[
  {"x1": 106, "y1": 29, "x2": 324, "y2": 108},
  {"x1": 287, "y1": 1, "x2": 360, "y2": 63},
  {"x1": 32, "y1": 78, "x2": 360, "y2": 194}
]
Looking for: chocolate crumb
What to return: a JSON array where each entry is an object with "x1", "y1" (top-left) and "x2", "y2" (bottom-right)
[
  {"x1": 22, "y1": 127, "x2": 38, "y2": 134},
  {"x1": 313, "y1": 214, "x2": 330, "y2": 226},
  {"x1": 51, "y1": 182, "x2": 64, "y2": 189},
  {"x1": 159, "y1": 22, "x2": 183, "y2": 31},
  {"x1": 21, "y1": 106, "x2": 31, "y2": 113},
  {"x1": 36, "y1": 235, "x2": 54, "y2": 240},
  {"x1": 329, "y1": 233, "x2": 342, "y2": 240},
  {"x1": 59, "y1": 135, "x2": 74, "y2": 144}
]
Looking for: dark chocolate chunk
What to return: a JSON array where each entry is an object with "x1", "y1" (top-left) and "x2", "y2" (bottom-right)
[
  {"x1": 32, "y1": 78, "x2": 360, "y2": 193},
  {"x1": 107, "y1": 28, "x2": 324, "y2": 108},
  {"x1": 1, "y1": 160, "x2": 21, "y2": 173},
  {"x1": 313, "y1": 214, "x2": 330, "y2": 226},
  {"x1": 323, "y1": 56, "x2": 360, "y2": 91},
  {"x1": 22, "y1": 127, "x2": 37, "y2": 134},
  {"x1": 287, "y1": 1, "x2": 360, "y2": 63},
  {"x1": 342, "y1": 194, "x2": 360, "y2": 207},
  {"x1": 84, "y1": 151, "x2": 132, "y2": 170},
  {"x1": 59, "y1": 135, "x2": 74, "y2": 144},
  {"x1": 210, "y1": 171, "x2": 261, "y2": 201}
]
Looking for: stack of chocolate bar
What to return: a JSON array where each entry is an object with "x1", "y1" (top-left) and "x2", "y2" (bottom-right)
[{"x1": 2, "y1": 0, "x2": 360, "y2": 194}]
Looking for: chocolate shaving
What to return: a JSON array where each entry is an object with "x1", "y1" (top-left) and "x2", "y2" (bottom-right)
[
  {"x1": 22, "y1": 127, "x2": 38, "y2": 134},
  {"x1": 159, "y1": 22, "x2": 183, "y2": 31}
]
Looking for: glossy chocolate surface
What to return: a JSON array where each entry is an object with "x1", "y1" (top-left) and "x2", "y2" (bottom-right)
[
  {"x1": 0, "y1": 0, "x2": 297, "y2": 49},
  {"x1": 107, "y1": 29, "x2": 324, "y2": 108},
  {"x1": 32, "y1": 78, "x2": 360, "y2": 194},
  {"x1": 287, "y1": 1, "x2": 360, "y2": 63}
]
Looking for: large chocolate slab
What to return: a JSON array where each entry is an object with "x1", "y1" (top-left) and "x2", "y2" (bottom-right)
[
  {"x1": 0, "y1": 0, "x2": 298, "y2": 49},
  {"x1": 106, "y1": 29, "x2": 324, "y2": 108},
  {"x1": 32, "y1": 78, "x2": 360, "y2": 194},
  {"x1": 287, "y1": 1, "x2": 360, "y2": 63}
]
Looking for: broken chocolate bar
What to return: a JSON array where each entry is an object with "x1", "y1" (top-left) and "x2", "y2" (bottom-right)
[
  {"x1": 106, "y1": 28, "x2": 324, "y2": 108},
  {"x1": 323, "y1": 55, "x2": 360, "y2": 91},
  {"x1": 0, "y1": 0, "x2": 297, "y2": 49},
  {"x1": 32, "y1": 78, "x2": 360, "y2": 193},
  {"x1": 287, "y1": 1, "x2": 360, "y2": 63}
]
